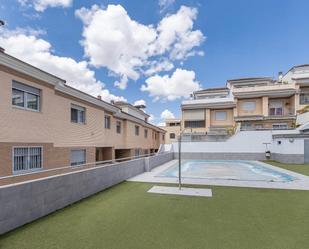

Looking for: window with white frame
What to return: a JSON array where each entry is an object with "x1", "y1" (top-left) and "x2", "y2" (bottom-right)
[
  {"x1": 71, "y1": 104, "x2": 85, "y2": 124},
  {"x1": 241, "y1": 123, "x2": 253, "y2": 130},
  {"x1": 215, "y1": 111, "x2": 227, "y2": 121},
  {"x1": 116, "y1": 121, "x2": 121, "y2": 133},
  {"x1": 243, "y1": 101, "x2": 256, "y2": 111},
  {"x1": 12, "y1": 81, "x2": 40, "y2": 111},
  {"x1": 272, "y1": 123, "x2": 288, "y2": 130},
  {"x1": 300, "y1": 93, "x2": 309, "y2": 105},
  {"x1": 70, "y1": 149, "x2": 86, "y2": 166},
  {"x1": 135, "y1": 125, "x2": 140, "y2": 136},
  {"x1": 104, "y1": 115, "x2": 111, "y2": 129},
  {"x1": 255, "y1": 124, "x2": 264, "y2": 129},
  {"x1": 184, "y1": 120, "x2": 205, "y2": 128},
  {"x1": 269, "y1": 101, "x2": 283, "y2": 116},
  {"x1": 13, "y1": 147, "x2": 42, "y2": 172},
  {"x1": 134, "y1": 148, "x2": 141, "y2": 157}
]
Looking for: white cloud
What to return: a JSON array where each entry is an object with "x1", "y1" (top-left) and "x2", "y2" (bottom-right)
[
  {"x1": 160, "y1": 109, "x2": 175, "y2": 119},
  {"x1": 18, "y1": 0, "x2": 73, "y2": 12},
  {"x1": 159, "y1": 0, "x2": 175, "y2": 8},
  {"x1": 76, "y1": 4, "x2": 204, "y2": 90},
  {"x1": 157, "y1": 122, "x2": 166, "y2": 127},
  {"x1": 133, "y1": 99, "x2": 146, "y2": 106},
  {"x1": 76, "y1": 4, "x2": 157, "y2": 84},
  {"x1": 154, "y1": 6, "x2": 205, "y2": 60},
  {"x1": 141, "y1": 68, "x2": 200, "y2": 101},
  {"x1": 0, "y1": 28, "x2": 126, "y2": 103},
  {"x1": 158, "y1": 0, "x2": 175, "y2": 12},
  {"x1": 148, "y1": 114, "x2": 155, "y2": 124},
  {"x1": 114, "y1": 75, "x2": 128, "y2": 90}
]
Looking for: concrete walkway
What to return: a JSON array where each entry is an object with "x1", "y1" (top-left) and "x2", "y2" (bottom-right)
[{"x1": 148, "y1": 186, "x2": 212, "y2": 197}]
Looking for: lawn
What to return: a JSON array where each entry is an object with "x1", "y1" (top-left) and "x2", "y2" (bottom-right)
[{"x1": 1, "y1": 162, "x2": 309, "y2": 249}]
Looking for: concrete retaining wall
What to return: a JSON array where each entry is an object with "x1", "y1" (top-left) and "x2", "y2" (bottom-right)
[
  {"x1": 148, "y1": 152, "x2": 174, "y2": 171},
  {"x1": 171, "y1": 130, "x2": 305, "y2": 164},
  {"x1": 272, "y1": 153, "x2": 305, "y2": 164},
  {"x1": 174, "y1": 152, "x2": 304, "y2": 164},
  {"x1": 0, "y1": 153, "x2": 173, "y2": 235}
]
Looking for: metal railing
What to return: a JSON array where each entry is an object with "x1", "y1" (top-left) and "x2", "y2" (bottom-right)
[{"x1": 0, "y1": 151, "x2": 168, "y2": 181}]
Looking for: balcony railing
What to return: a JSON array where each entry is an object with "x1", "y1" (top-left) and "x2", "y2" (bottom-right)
[
  {"x1": 233, "y1": 83, "x2": 296, "y2": 94},
  {"x1": 268, "y1": 107, "x2": 294, "y2": 116}
]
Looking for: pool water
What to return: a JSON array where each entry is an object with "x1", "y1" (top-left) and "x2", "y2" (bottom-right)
[{"x1": 157, "y1": 160, "x2": 296, "y2": 182}]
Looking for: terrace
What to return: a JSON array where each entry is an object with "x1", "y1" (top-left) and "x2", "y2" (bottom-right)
[{"x1": 1, "y1": 161, "x2": 309, "y2": 249}]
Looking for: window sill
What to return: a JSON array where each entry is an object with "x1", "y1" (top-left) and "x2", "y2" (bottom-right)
[
  {"x1": 13, "y1": 167, "x2": 43, "y2": 176},
  {"x1": 12, "y1": 105, "x2": 41, "y2": 113}
]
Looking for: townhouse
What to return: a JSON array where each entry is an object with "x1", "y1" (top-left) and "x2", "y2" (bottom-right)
[
  {"x1": 180, "y1": 65, "x2": 309, "y2": 136},
  {"x1": 159, "y1": 119, "x2": 181, "y2": 144},
  {"x1": 0, "y1": 51, "x2": 165, "y2": 177}
]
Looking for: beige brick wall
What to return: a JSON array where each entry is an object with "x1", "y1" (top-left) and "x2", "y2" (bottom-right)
[
  {"x1": 0, "y1": 66, "x2": 164, "y2": 176},
  {"x1": 237, "y1": 98, "x2": 263, "y2": 116},
  {"x1": 0, "y1": 142, "x2": 96, "y2": 177},
  {"x1": 210, "y1": 109, "x2": 234, "y2": 127},
  {"x1": 0, "y1": 68, "x2": 163, "y2": 149}
]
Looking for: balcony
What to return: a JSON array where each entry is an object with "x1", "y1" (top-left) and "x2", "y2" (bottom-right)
[
  {"x1": 268, "y1": 106, "x2": 296, "y2": 120},
  {"x1": 233, "y1": 83, "x2": 297, "y2": 98}
]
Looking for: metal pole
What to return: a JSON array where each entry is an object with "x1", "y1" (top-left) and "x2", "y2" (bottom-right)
[{"x1": 178, "y1": 135, "x2": 181, "y2": 190}]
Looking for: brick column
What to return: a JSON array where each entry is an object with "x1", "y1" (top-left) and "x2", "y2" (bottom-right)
[
  {"x1": 205, "y1": 109, "x2": 211, "y2": 132},
  {"x1": 262, "y1": 97, "x2": 269, "y2": 116}
]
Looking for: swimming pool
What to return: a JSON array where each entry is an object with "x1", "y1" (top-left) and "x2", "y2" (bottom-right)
[{"x1": 157, "y1": 160, "x2": 296, "y2": 182}]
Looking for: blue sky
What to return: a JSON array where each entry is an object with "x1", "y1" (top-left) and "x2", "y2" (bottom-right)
[{"x1": 1, "y1": 0, "x2": 309, "y2": 124}]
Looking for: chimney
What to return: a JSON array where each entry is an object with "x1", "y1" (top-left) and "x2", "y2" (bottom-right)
[
  {"x1": 278, "y1": 71, "x2": 283, "y2": 83},
  {"x1": 97, "y1": 95, "x2": 102, "y2": 100}
]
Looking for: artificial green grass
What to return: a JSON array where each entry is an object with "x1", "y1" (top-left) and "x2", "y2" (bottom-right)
[
  {"x1": 1, "y1": 162, "x2": 309, "y2": 249},
  {"x1": 265, "y1": 160, "x2": 309, "y2": 176},
  {"x1": 0, "y1": 184, "x2": 309, "y2": 249}
]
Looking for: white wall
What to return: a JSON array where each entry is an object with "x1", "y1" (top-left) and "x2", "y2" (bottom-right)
[
  {"x1": 297, "y1": 112, "x2": 309, "y2": 125},
  {"x1": 272, "y1": 138, "x2": 304, "y2": 155},
  {"x1": 172, "y1": 130, "x2": 304, "y2": 155}
]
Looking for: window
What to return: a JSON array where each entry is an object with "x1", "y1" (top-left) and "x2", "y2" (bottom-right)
[
  {"x1": 12, "y1": 81, "x2": 40, "y2": 111},
  {"x1": 144, "y1": 129, "x2": 148, "y2": 138},
  {"x1": 215, "y1": 111, "x2": 227, "y2": 121},
  {"x1": 134, "y1": 148, "x2": 141, "y2": 157},
  {"x1": 269, "y1": 101, "x2": 283, "y2": 116},
  {"x1": 116, "y1": 121, "x2": 121, "y2": 134},
  {"x1": 71, "y1": 104, "x2": 85, "y2": 124},
  {"x1": 184, "y1": 120, "x2": 205, "y2": 128},
  {"x1": 104, "y1": 115, "x2": 111, "y2": 129},
  {"x1": 13, "y1": 147, "x2": 42, "y2": 172},
  {"x1": 300, "y1": 94, "x2": 309, "y2": 105},
  {"x1": 255, "y1": 124, "x2": 264, "y2": 129},
  {"x1": 162, "y1": 134, "x2": 165, "y2": 140},
  {"x1": 243, "y1": 101, "x2": 256, "y2": 111},
  {"x1": 135, "y1": 125, "x2": 140, "y2": 136},
  {"x1": 170, "y1": 133, "x2": 176, "y2": 139},
  {"x1": 71, "y1": 149, "x2": 86, "y2": 166},
  {"x1": 272, "y1": 123, "x2": 288, "y2": 130},
  {"x1": 241, "y1": 123, "x2": 253, "y2": 130}
]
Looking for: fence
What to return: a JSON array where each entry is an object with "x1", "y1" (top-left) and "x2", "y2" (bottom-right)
[{"x1": 0, "y1": 152, "x2": 174, "y2": 235}]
